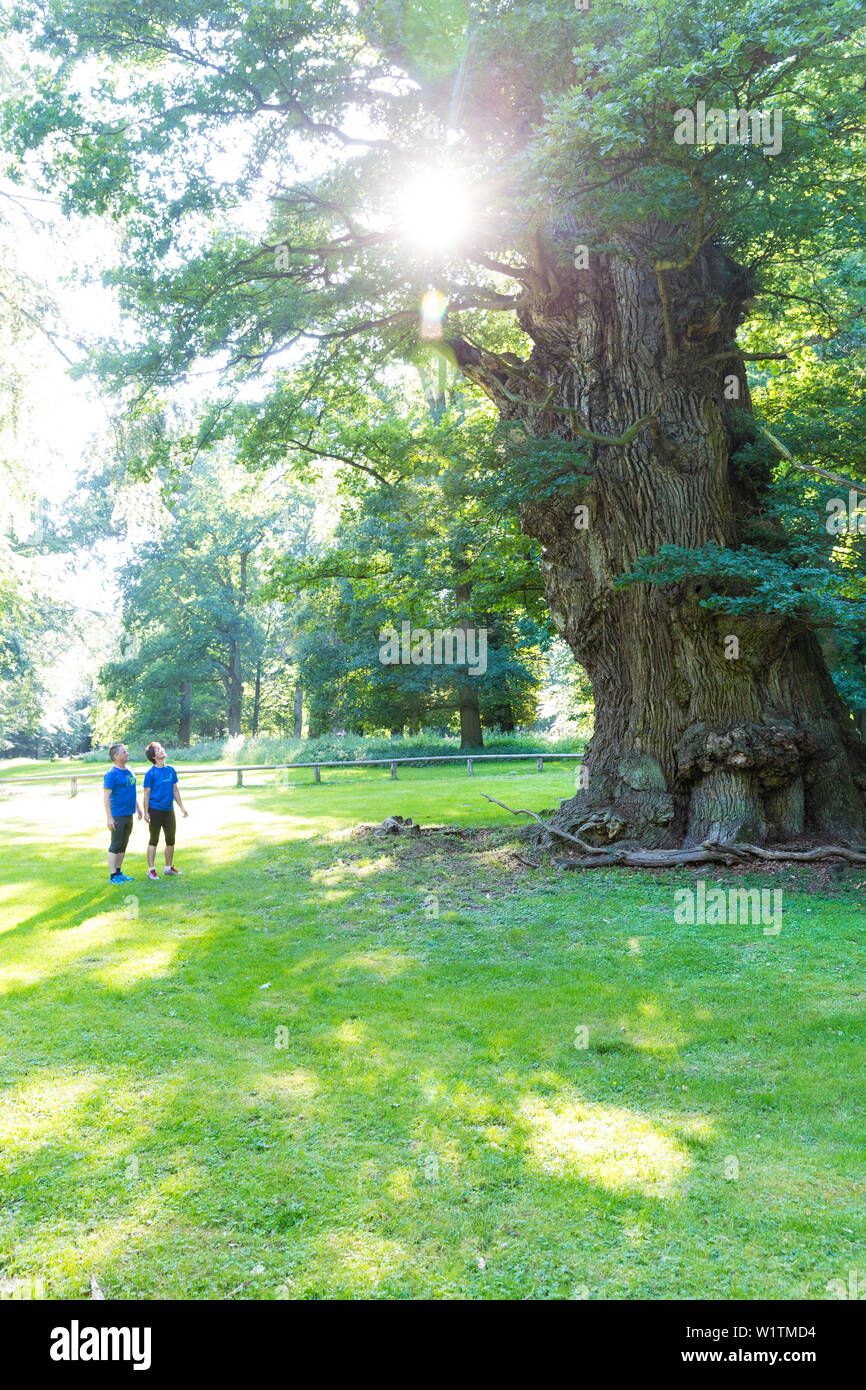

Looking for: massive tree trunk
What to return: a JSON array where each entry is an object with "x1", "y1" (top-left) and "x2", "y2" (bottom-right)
[{"x1": 451, "y1": 231, "x2": 866, "y2": 847}]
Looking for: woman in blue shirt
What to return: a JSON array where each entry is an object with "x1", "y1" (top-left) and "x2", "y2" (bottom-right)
[{"x1": 143, "y1": 741, "x2": 189, "y2": 881}]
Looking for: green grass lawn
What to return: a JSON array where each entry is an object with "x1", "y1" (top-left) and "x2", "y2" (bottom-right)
[{"x1": 1, "y1": 763, "x2": 864, "y2": 1300}]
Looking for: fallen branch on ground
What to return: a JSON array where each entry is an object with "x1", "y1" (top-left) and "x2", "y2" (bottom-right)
[{"x1": 481, "y1": 794, "x2": 598, "y2": 852}]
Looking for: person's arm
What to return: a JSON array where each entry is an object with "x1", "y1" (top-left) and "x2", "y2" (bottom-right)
[
  {"x1": 173, "y1": 781, "x2": 188, "y2": 818},
  {"x1": 142, "y1": 788, "x2": 150, "y2": 822},
  {"x1": 103, "y1": 787, "x2": 114, "y2": 829}
]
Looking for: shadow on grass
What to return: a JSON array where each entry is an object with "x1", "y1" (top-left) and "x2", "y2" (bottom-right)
[{"x1": 1, "y1": 806, "x2": 864, "y2": 1299}]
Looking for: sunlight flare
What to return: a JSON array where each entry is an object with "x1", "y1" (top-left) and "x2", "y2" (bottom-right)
[{"x1": 396, "y1": 170, "x2": 474, "y2": 252}]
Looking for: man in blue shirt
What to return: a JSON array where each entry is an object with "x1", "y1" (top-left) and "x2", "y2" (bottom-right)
[
  {"x1": 143, "y1": 740, "x2": 188, "y2": 880},
  {"x1": 102, "y1": 743, "x2": 142, "y2": 884}
]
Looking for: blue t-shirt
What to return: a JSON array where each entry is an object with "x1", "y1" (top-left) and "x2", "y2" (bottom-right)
[
  {"x1": 143, "y1": 764, "x2": 178, "y2": 811},
  {"x1": 103, "y1": 765, "x2": 137, "y2": 817}
]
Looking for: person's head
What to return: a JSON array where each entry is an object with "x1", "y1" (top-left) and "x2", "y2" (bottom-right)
[
  {"x1": 145, "y1": 740, "x2": 166, "y2": 766},
  {"x1": 109, "y1": 743, "x2": 128, "y2": 767}
]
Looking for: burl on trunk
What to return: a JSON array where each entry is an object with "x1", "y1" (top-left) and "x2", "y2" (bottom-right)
[{"x1": 451, "y1": 231, "x2": 866, "y2": 848}]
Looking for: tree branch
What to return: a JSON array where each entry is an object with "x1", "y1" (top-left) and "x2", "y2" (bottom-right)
[
  {"x1": 282, "y1": 434, "x2": 394, "y2": 487},
  {"x1": 708, "y1": 350, "x2": 789, "y2": 362},
  {"x1": 759, "y1": 427, "x2": 866, "y2": 497},
  {"x1": 480, "y1": 794, "x2": 599, "y2": 852}
]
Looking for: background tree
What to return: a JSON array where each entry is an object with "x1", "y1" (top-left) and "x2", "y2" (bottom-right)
[
  {"x1": 0, "y1": 203, "x2": 83, "y2": 755},
  {"x1": 265, "y1": 381, "x2": 552, "y2": 746},
  {"x1": 94, "y1": 446, "x2": 316, "y2": 744}
]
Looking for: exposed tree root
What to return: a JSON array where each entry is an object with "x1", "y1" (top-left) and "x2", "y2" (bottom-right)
[
  {"x1": 481, "y1": 795, "x2": 866, "y2": 868},
  {"x1": 705, "y1": 840, "x2": 866, "y2": 865},
  {"x1": 556, "y1": 847, "x2": 744, "y2": 869}
]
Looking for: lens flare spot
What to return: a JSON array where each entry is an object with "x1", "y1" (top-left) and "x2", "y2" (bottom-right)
[{"x1": 420, "y1": 288, "x2": 447, "y2": 339}]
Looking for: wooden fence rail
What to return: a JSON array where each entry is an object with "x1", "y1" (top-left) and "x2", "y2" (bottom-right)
[{"x1": 0, "y1": 752, "x2": 584, "y2": 797}]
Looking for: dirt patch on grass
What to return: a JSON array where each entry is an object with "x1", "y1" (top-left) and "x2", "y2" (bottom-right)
[{"x1": 351, "y1": 822, "x2": 505, "y2": 852}]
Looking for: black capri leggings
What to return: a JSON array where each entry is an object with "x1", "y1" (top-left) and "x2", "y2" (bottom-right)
[
  {"x1": 109, "y1": 815, "x2": 133, "y2": 855},
  {"x1": 148, "y1": 808, "x2": 177, "y2": 847}
]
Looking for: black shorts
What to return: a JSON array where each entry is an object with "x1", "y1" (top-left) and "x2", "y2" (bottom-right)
[
  {"x1": 148, "y1": 808, "x2": 177, "y2": 846},
  {"x1": 109, "y1": 815, "x2": 134, "y2": 854}
]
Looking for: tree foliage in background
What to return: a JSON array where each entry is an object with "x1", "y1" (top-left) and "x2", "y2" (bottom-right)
[
  {"x1": 263, "y1": 378, "x2": 553, "y2": 746},
  {"x1": 0, "y1": 198, "x2": 83, "y2": 755},
  {"x1": 94, "y1": 446, "x2": 317, "y2": 745}
]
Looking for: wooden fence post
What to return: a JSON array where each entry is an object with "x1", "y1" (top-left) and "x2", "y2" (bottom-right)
[
  {"x1": 236, "y1": 769, "x2": 243, "y2": 787},
  {"x1": 70, "y1": 776, "x2": 78, "y2": 798},
  {"x1": 314, "y1": 764, "x2": 321, "y2": 783},
  {"x1": 390, "y1": 761, "x2": 397, "y2": 779},
  {"x1": 536, "y1": 757, "x2": 543, "y2": 773},
  {"x1": 467, "y1": 758, "x2": 473, "y2": 775}
]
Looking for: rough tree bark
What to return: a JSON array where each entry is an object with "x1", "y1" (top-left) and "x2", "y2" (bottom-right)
[{"x1": 451, "y1": 229, "x2": 866, "y2": 848}]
